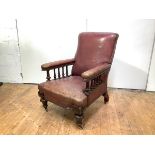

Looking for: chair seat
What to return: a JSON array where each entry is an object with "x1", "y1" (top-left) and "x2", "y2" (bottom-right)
[{"x1": 38, "y1": 76, "x2": 87, "y2": 108}]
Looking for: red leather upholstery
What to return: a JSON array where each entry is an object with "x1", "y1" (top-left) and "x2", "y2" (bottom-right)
[
  {"x1": 72, "y1": 32, "x2": 118, "y2": 76},
  {"x1": 39, "y1": 76, "x2": 87, "y2": 108}
]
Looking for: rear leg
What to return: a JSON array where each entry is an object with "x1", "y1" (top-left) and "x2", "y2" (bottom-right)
[{"x1": 103, "y1": 91, "x2": 109, "y2": 104}]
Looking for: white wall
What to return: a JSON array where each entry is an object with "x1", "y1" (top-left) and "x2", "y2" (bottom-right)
[
  {"x1": 147, "y1": 41, "x2": 155, "y2": 91},
  {"x1": 18, "y1": 18, "x2": 85, "y2": 83},
  {"x1": 87, "y1": 19, "x2": 155, "y2": 89},
  {"x1": 0, "y1": 19, "x2": 22, "y2": 83},
  {"x1": 0, "y1": 1, "x2": 155, "y2": 90},
  {"x1": 19, "y1": 18, "x2": 155, "y2": 90}
]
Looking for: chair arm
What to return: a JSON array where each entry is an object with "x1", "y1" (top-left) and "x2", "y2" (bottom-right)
[
  {"x1": 81, "y1": 63, "x2": 111, "y2": 96},
  {"x1": 81, "y1": 63, "x2": 111, "y2": 81},
  {"x1": 41, "y1": 58, "x2": 75, "y2": 81},
  {"x1": 41, "y1": 58, "x2": 75, "y2": 71}
]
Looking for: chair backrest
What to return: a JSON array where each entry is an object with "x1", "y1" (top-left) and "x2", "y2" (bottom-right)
[{"x1": 72, "y1": 32, "x2": 119, "y2": 76}]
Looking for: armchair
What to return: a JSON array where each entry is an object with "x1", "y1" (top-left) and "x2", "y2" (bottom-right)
[{"x1": 38, "y1": 32, "x2": 119, "y2": 128}]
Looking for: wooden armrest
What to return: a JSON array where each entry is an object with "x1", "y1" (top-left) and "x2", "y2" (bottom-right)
[
  {"x1": 41, "y1": 58, "x2": 75, "y2": 71},
  {"x1": 81, "y1": 63, "x2": 111, "y2": 81}
]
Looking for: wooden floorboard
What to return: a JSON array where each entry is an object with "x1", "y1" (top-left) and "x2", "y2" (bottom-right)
[{"x1": 0, "y1": 83, "x2": 155, "y2": 135}]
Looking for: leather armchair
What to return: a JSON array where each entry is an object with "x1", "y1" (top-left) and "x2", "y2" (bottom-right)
[{"x1": 38, "y1": 32, "x2": 119, "y2": 128}]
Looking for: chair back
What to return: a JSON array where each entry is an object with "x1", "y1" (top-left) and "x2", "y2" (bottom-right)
[{"x1": 72, "y1": 32, "x2": 119, "y2": 75}]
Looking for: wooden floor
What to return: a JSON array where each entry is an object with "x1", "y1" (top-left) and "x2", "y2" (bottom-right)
[{"x1": 0, "y1": 83, "x2": 155, "y2": 135}]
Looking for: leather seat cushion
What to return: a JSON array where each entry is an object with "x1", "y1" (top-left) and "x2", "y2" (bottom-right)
[{"x1": 38, "y1": 76, "x2": 87, "y2": 108}]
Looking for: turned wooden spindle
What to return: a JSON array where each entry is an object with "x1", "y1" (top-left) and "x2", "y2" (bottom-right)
[
  {"x1": 62, "y1": 66, "x2": 65, "y2": 77},
  {"x1": 91, "y1": 79, "x2": 96, "y2": 89},
  {"x1": 53, "y1": 68, "x2": 56, "y2": 80},
  {"x1": 83, "y1": 81, "x2": 90, "y2": 96},
  {"x1": 96, "y1": 76, "x2": 100, "y2": 85},
  {"x1": 66, "y1": 65, "x2": 68, "y2": 76},
  {"x1": 91, "y1": 79, "x2": 94, "y2": 88},
  {"x1": 86, "y1": 81, "x2": 90, "y2": 90},
  {"x1": 98, "y1": 75, "x2": 102, "y2": 84},
  {"x1": 94, "y1": 78, "x2": 97, "y2": 85},
  {"x1": 46, "y1": 70, "x2": 51, "y2": 81},
  {"x1": 58, "y1": 67, "x2": 61, "y2": 79}
]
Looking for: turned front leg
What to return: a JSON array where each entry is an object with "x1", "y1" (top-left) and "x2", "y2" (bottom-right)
[
  {"x1": 74, "y1": 107, "x2": 84, "y2": 128},
  {"x1": 41, "y1": 98, "x2": 48, "y2": 112},
  {"x1": 38, "y1": 91, "x2": 48, "y2": 112}
]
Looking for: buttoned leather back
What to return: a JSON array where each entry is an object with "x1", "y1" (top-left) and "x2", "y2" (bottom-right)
[{"x1": 72, "y1": 32, "x2": 119, "y2": 76}]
